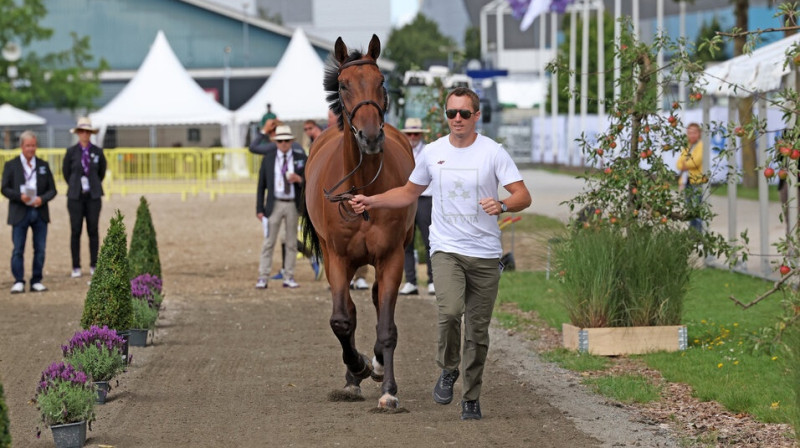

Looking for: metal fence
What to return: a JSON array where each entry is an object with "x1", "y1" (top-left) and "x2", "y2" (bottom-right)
[{"x1": 0, "y1": 148, "x2": 262, "y2": 200}]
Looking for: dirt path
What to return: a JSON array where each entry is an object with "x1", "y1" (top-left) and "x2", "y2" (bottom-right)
[{"x1": 0, "y1": 194, "x2": 676, "y2": 447}]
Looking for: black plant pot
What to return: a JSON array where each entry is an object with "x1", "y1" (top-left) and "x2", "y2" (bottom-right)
[
  {"x1": 50, "y1": 420, "x2": 86, "y2": 448},
  {"x1": 93, "y1": 380, "x2": 109, "y2": 404},
  {"x1": 128, "y1": 328, "x2": 148, "y2": 347}
]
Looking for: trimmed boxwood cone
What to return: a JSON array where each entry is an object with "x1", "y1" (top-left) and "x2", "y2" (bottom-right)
[
  {"x1": 81, "y1": 211, "x2": 133, "y2": 332},
  {"x1": 0, "y1": 381, "x2": 10, "y2": 448},
  {"x1": 129, "y1": 196, "x2": 161, "y2": 280}
]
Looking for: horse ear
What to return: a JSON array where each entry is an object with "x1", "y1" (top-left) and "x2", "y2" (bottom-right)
[
  {"x1": 334, "y1": 37, "x2": 348, "y2": 64},
  {"x1": 367, "y1": 34, "x2": 381, "y2": 60}
]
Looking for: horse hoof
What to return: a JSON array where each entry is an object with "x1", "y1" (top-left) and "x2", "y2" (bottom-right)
[
  {"x1": 328, "y1": 385, "x2": 364, "y2": 402},
  {"x1": 371, "y1": 356, "x2": 384, "y2": 382},
  {"x1": 378, "y1": 393, "x2": 399, "y2": 409},
  {"x1": 350, "y1": 353, "x2": 374, "y2": 381}
]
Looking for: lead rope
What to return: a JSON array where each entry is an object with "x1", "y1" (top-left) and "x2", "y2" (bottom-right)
[{"x1": 323, "y1": 148, "x2": 384, "y2": 222}]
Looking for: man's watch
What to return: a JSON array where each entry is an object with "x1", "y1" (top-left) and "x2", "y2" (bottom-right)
[{"x1": 499, "y1": 201, "x2": 508, "y2": 213}]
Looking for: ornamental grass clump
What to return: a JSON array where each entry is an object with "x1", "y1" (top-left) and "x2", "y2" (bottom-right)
[
  {"x1": 81, "y1": 211, "x2": 133, "y2": 332},
  {"x1": 34, "y1": 362, "x2": 95, "y2": 429},
  {"x1": 62, "y1": 326, "x2": 126, "y2": 382},
  {"x1": 131, "y1": 273, "x2": 163, "y2": 308},
  {"x1": 129, "y1": 196, "x2": 161, "y2": 280},
  {"x1": 555, "y1": 225, "x2": 693, "y2": 328},
  {"x1": 0, "y1": 380, "x2": 9, "y2": 448}
]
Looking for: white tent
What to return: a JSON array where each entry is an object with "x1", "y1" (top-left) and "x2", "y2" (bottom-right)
[
  {"x1": 90, "y1": 30, "x2": 234, "y2": 146},
  {"x1": 234, "y1": 27, "x2": 328, "y2": 143},
  {"x1": 701, "y1": 33, "x2": 800, "y2": 97},
  {"x1": 0, "y1": 103, "x2": 46, "y2": 126}
]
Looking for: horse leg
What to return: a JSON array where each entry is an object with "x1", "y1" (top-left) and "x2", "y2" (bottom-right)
[
  {"x1": 328, "y1": 261, "x2": 373, "y2": 398},
  {"x1": 370, "y1": 280, "x2": 385, "y2": 383},
  {"x1": 373, "y1": 255, "x2": 404, "y2": 409}
]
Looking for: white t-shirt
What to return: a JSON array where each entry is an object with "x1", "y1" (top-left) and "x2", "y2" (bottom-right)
[
  {"x1": 408, "y1": 133, "x2": 523, "y2": 259},
  {"x1": 410, "y1": 141, "x2": 432, "y2": 197}
]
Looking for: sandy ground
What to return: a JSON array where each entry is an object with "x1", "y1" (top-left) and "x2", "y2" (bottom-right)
[{"x1": 0, "y1": 193, "x2": 677, "y2": 447}]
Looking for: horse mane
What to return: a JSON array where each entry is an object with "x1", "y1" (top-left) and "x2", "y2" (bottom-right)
[{"x1": 324, "y1": 50, "x2": 388, "y2": 131}]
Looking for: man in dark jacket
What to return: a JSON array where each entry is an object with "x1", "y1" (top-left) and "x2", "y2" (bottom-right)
[
  {"x1": 255, "y1": 125, "x2": 307, "y2": 289},
  {"x1": 62, "y1": 117, "x2": 107, "y2": 278},
  {"x1": 1, "y1": 131, "x2": 57, "y2": 293}
]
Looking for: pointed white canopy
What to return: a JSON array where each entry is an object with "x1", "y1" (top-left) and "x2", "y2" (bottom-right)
[
  {"x1": 90, "y1": 30, "x2": 232, "y2": 128},
  {"x1": 0, "y1": 103, "x2": 46, "y2": 126},
  {"x1": 236, "y1": 28, "x2": 328, "y2": 125}
]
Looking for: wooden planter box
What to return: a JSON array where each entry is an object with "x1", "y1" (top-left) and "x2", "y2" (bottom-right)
[{"x1": 562, "y1": 323, "x2": 687, "y2": 356}]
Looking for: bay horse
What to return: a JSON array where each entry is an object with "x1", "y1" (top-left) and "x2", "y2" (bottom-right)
[{"x1": 302, "y1": 34, "x2": 415, "y2": 410}]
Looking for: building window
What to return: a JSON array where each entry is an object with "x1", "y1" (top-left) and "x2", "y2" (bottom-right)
[{"x1": 188, "y1": 128, "x2": 201, "y2": 142}]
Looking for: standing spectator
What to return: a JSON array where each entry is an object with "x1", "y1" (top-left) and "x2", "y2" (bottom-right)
[
  {"x1": 303, "y1": 120, "x2": 323, "y2": 143},
  {"x1": 255, "y1": 125, "x2": 308, "y2": 289},
  {"x1": 1, "y1": 131, "x2": 58, "y2": 293},
  {"x1": 399, "y1": 117, "x2": 434, "y2": 296},
  {"x1": 349, "y1": 87, "x2": 531, "y2": 420},
  {"x1": 259, "y1": 103, "x2": 276, "y2": 128},
  {"x1": 250, "y1": 118, "x2": 319, "y2": 280},
  {"x1": 676, "y1": 122, "x2": 703, "y2": 233},
  {"x1": 62, "y1": 117, "x2": 107, "y2": 278}
]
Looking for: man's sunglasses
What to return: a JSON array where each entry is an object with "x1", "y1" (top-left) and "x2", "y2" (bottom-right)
[
  {"x1": 445, "y1": 109, "x2": 474, "y2": 119},
  {"x1": 406, "y1": 132, "x2": 421, "y2": 137}
]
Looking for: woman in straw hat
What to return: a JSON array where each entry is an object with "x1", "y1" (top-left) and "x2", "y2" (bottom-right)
[{"x1": 62, "y1": 117, "x2": 107, "y2": 278}]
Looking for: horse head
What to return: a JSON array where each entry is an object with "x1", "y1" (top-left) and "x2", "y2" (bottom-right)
[{"x1": 329, "y1": 34, "x2": 387, "y2": 156}]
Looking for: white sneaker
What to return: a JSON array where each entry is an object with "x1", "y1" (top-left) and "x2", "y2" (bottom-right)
[
  {"x1": 255, "y1": 278, "x2": 267, "y2": 289},
  {"x1": 428, "y1": 283, "x2": 435, "y2": 294},
  {"x1": 71, "y1": 268, "x2": 82, "y2": 278},
  {"x1": 90, "y1": 266, "x2": 96, "y2": 276},
  {"x1": 353, "y1": 278, "x2": 369, "y2": 290},
  {"x1": 283, "y1": 277, "x2": 299, "y2": 288},
  {"x1": 399, "y1": 282, "x2": 418, "y2": 295},
  {"x1": 10, "y1": 282, "x2": 24, "y2": 294},
  {"x1": 30, "y1": 283, "x2": 48, "y2": 292}
]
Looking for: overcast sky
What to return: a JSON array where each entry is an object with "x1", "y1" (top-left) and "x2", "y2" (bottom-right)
[{"x1": 391, "y1": 0, "x2": 420, "y2": 27}]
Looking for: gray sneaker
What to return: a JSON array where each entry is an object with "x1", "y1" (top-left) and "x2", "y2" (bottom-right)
[
  {"x1": 461, "y1": 399, "x2": 482, "y2": 420},
  {"x1": 433, "y1": 369, "x2": 459, "y2": 404}
]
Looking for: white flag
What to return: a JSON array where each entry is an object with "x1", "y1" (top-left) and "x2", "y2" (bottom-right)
[{"x1": 520, "y1": 0, "x2": 550, "y2": 32}]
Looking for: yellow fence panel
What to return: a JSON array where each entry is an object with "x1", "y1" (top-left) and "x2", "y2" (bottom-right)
[{"x1": 0, "y1": 147, "x2": 268, "y2": 200}]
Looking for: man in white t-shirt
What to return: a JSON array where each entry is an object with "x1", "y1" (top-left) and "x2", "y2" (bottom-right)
[{"x1": 349, "y1": 87, "x2": 531, "y2": 420}]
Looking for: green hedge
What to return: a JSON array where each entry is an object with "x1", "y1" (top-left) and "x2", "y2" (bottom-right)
[
  {"x1": 129, "y1": 196, "x2": 161, "y2": 279},
  {"x1": 81, "y1": 210, "x2": 133, "y2": 331},
  {"x1": 0, "y1": 380, "x2": 10, "y2": 448}
]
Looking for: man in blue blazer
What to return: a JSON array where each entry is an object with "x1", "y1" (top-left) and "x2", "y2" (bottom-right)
[
  {"x1": 255, "y1": 125, "x2": 307, "y2": 289},
  {"x1": 1, "y1": 131, "x2": 57, "y2": 293}
]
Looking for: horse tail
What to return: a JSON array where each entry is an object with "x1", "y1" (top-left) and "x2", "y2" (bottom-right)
[{"x1": 300, "y1": 186, "x2": 322, "y2": 260}]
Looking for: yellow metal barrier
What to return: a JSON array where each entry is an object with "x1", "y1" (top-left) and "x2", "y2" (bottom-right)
[{"x1": 0, "y1": 148, "x2": 263, "y2": 200}]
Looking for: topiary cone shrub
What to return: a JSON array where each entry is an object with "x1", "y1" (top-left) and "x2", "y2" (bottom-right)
[
  {"x1": 129, "y1": 196, "x2": 161, "y2": 280},
  {"x1": 81, "y1": 210, "x2": 133, "y2": 331},
  {"x1": 0, "y1": 380, "x2": 10, "y2": 448}
]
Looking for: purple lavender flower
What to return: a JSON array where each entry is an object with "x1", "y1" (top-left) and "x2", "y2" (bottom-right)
[
  {"x1": 62, "y1": 325, "x2": 126, "y2": 358},
  {"x1": 37, "y1": 362, "x2": 90, "y2": 394}
]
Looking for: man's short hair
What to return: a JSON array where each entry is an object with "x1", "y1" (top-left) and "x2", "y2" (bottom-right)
[
  {"x1": 19, "y1": 130, "x2": 37, "y2": 147},
  {"x1": 445, "y1": 87, "x2": 480, "y2": 113},
  {"x1": 687, "y1": 122, "x2": 702, "y2": 134},
  {"x1": 303, "y1": 120, "x2": 320, "y2": 129}
]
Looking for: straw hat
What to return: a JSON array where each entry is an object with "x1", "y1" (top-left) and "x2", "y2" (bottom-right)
[
  {"x1": 273, "y1": 125, "x2": 294, "y2": 141},
  {"x1": 400, "y1": 117, "x2": 429, "y2": 133},
  {"x1": 70, "y1": 117, "x2": 99, "y2": 134}
]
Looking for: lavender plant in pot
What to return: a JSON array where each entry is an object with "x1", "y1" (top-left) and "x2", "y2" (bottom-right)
[
  {"x1": 62, "y1": 326, "x2": 126, "y2": 404},
  {"x1": 34, "y1": 362, "x2": 95, "y2": 448}
]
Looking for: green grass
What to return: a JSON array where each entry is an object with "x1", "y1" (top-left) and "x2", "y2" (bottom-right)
[
  {"x1": 540, "y1": 348, "x2": 609, "y2": 372},
  {"x1": 497, "y1": 267, "x2": 798, "y2": 425},
  {"x1": 583, "y1": 374, "x2": 662, "y2": 404},
  {"x1": 708, "y1": 182, "x2": 781, "y2": 202}
]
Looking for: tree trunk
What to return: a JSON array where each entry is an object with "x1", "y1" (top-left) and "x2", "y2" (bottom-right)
[{"x1": 734, "y1": 0, "x2": 757, "y2": 188}]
